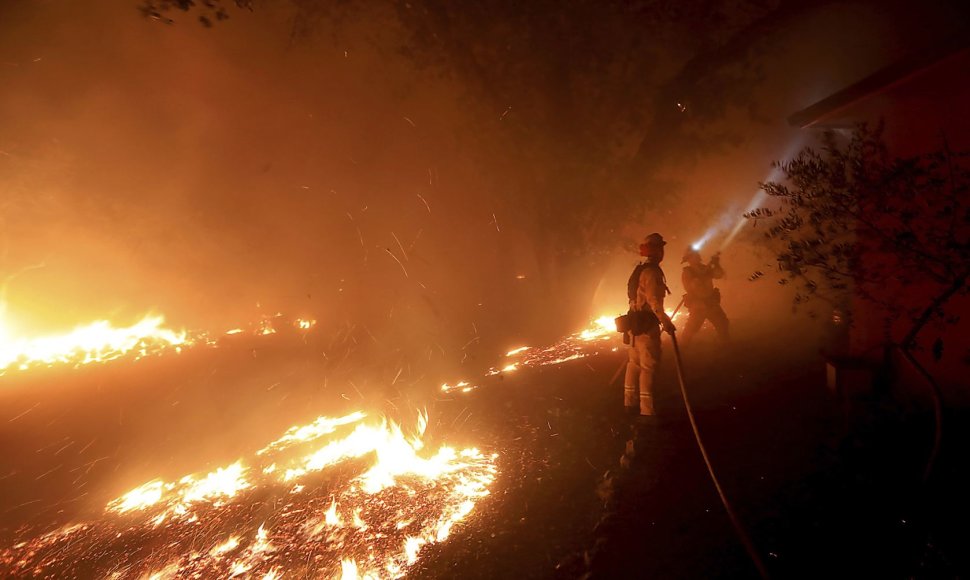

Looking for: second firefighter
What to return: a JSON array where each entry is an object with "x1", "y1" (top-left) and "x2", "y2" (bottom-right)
[{"x1": 680, "y1": 247, "x2": 730, "y2": 346}]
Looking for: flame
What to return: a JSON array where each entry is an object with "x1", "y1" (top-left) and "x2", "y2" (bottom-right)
[
  {"x1": 440, "y1": 380, "x2": 476, "y2": 393},
  {"x1": 451, "y1": 315, "x2": 621, "y2": 393},
  {"x1": 105, "y1": 461, "x2": 250, "y2": 518},
  {"x1": 666, "y1": 309, "x2": 686, "y2": 323},
  {"x1": 0, "y1": 308, "x2": 330, "y2": 376},
  {"x1": 109, "y1": 480, "x2": 165, "y2": 513},
  {"x1": 0, "y1": 314, "x2": 188, "y2": 373},
  {"x1": 0, "y1": 316, "x2": 190, "y2": 372},
  {"x1": 257, "y1": 411, "x2": 367, "y2": 455},
  {"x1": 179, "y1": 461, "x2": 249, "y2": 504},
  {"x1": 3, "y1": 411, "x2": 498, "y2": 578},
  {"x1": 593, "y1": 316, "x2": 614, "y2": 331},
  {"x1": 446, "y1": 312, "x2": 685, "y2": 396},
  {"x1": 210, "y1": 536, "x2": 241, "y2": 557}
]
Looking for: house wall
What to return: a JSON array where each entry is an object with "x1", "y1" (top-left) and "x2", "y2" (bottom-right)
[
  {"x1": 809, "y1": 47, "x2": 970, "y2": 391},
  {"x1": 812, "y1": 47, "x2": 970, "y2": 152}
]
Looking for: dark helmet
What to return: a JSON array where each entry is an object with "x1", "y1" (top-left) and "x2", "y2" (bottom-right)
[{"x1": 643, "y1": 233, "x2": 666, "y2": 247}]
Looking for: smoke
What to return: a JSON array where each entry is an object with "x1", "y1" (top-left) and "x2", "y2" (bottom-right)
[
  {"x1": 704, "y1": 136, "x2": 809, "y2": 253},
  {"x1": 1, "y1": 0, "x2": 961, "y2": 384}
]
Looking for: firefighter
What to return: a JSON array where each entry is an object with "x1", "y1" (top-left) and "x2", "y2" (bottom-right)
[
  {"x1": 624, "y1": 233, "x2": 676, "y2": 417},
  {"x1": 680, "y1": 247, "x2": 729, "y2": 346}
]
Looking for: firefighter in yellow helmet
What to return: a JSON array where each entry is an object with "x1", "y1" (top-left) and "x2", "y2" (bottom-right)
[
  {"x1": 624, "y1": 233, "x2": 676, "y2": 417},
  {"x1": 680, "y1": 246, "x2": 729, "y2": 346}
]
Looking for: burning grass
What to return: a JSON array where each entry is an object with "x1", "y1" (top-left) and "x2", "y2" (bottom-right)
[
  {"x1": 0, "y1": 412, "x2": 497, "y2": 578},
  {"x1": 0, "y1": 311, "x2": 646, "y2": 577},
  {"x1": 0, "y1": 310, "x2": 319, "y2": 376},
  {"x1": 0, "y1": 315, "x2": 190, "y2": 375}
]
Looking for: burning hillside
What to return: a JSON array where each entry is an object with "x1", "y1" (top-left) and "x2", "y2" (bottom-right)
[{"x1": 0, "y1": 310, "x2": 642, "y2": 578}]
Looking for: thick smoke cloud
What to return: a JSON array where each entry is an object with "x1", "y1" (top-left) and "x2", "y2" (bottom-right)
[
  {"x1": 1, "y1": 0, "x2": 964, "y2": 382},
  {"x1": 1, "y1": 4, "x2": 491, "y2": 355}
]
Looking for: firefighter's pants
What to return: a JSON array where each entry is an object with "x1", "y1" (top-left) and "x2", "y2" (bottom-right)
[
  {"x1": 681, "y1": 303, "x2": 730, "y2": 346},
  {"x1": 624, "y1": 329, "x2": 660, "y2": 415}
]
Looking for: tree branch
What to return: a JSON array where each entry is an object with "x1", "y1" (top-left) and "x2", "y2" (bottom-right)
[{"x1": 901, "y1": 271, "x2": 968, "y2": 350}]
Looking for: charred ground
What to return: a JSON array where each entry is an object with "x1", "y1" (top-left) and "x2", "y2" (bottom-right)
[{"x1": 2, "y1": 317, "x2": 965, "y2": 578}]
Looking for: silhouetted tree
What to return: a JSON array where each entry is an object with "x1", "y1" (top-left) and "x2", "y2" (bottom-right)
[
  {"x1": 745, "y1": 124, "x2": 970, "y2": 354},
  {"x1": 136, "y1": 0, "x2": 969, "y2": 329},
  {"x1": 135, "y1": 0, "x2": 785, "y2": 320},
  {"x1": 139, "y1": 0, "x2": 252, "y2": 26},
  {"x1": 327, "y1": 0, "x2": 782, "y2": 318}
]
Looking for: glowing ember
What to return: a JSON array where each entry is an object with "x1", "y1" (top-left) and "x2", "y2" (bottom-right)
[
  {"x1": 467, "y1": 315, "x2": 620, "y2": 390},
  {"x1": 1, "y1": 411, "x2": 498, "y2": 578},
  {"x1": 440, "y1": 380, "x2": 476, "y2": 393},
  {"x1": 446, "y1": 313, "x2": 671, "y2": 396},
  {"x1": 0, "y1": 314, "x2": 189, "y2": 374}
]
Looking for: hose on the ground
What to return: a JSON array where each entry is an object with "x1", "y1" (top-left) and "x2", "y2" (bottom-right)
[{"x1": 669, "y1": 331, "x2": 771, "y2": 580}]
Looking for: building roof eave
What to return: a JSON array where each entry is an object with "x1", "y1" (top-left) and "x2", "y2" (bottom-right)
[{"x1": 788, "y1": 34, "x2": 970, "y2": 129}]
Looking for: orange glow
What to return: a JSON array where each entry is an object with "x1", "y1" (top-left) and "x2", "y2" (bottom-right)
[
  {"x1": 455, "y1": 314, "x2": 623, "y2": 393},
  {"x1": 666, "y1": 309, "x2": 686, "y2": 324},
  {"x1": 0, "y1": 314, "x2": 189, "y2": 374},
  {"x1": 5, "y1": 411, "x2": 498, "y2": 578},
  {"x1": 440, "y1": 380, "x2": 476, "y2": 393},
  {"x1": 257, "y1": 411, "x2": 367, "y2": 455},
  {"x1": 0, "y1": 308, "x2": 336, "y2": 377}
]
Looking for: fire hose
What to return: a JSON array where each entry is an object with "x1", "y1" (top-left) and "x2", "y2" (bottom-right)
[
  {"x1": 669, "y1": 331, "x2": 771, "y2": 580},
  {"x1": 671, "y1": 295, "x2": 686, "y2": 319},
  {"x1": 607, "y1": 301, "x2": 769, "y2": 577}
]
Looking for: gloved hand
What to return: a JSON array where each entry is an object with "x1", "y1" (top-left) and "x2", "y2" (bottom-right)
[{"x1": 660, "y1": 313, "x2": 676, "y2": 335}]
